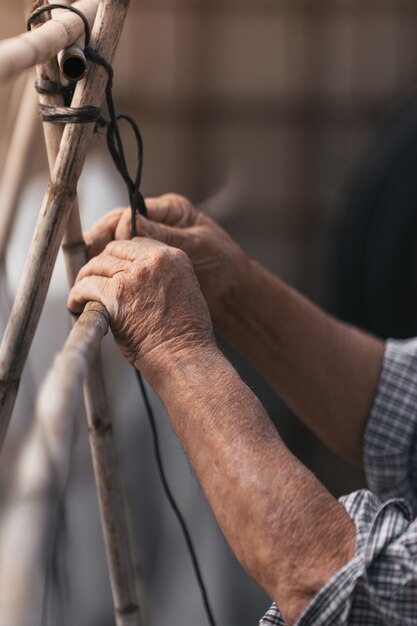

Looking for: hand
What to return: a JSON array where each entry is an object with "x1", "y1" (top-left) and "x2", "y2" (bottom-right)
[
  {"x1": 84, "y1": 194, "x2": 250, "y2": 327},
  {"x1": 68, "y1": 238, "x2": 214, "y2": 375}
]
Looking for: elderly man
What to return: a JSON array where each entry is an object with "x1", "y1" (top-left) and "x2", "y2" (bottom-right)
[{"x1": 68, "y1": 193, "x2": 417, "y2": 625}]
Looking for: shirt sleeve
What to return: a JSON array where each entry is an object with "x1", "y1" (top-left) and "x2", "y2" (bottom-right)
[
  {"x1": 259, "y1": 489, "x2": 417, "y2": 626},
  {"x1": 364, "y1": 338, "x2": 417, "y2": 514}
]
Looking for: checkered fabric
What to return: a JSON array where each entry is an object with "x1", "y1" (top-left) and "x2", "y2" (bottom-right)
[{"x1": 260, "y1": 338, "x2": 417, "y2": 625}]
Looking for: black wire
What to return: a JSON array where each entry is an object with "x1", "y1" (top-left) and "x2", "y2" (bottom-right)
[
  {"x1": 84, "y1": 46, "x2": 147, "y2": 233},
  {"x1": 40, "y1": 104, "x2": 101, "y2": 124},
  {"x1": 135, "y1": 370, "x2": 217, "y2": 626}
]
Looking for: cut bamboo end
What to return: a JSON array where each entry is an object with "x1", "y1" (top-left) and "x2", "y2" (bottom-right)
[{"x1": 58, "y1": 43, "x2": 88, "y2": 82}]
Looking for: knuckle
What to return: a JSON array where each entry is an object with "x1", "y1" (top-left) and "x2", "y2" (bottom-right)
[
  {"x1": 162, "y1": 193, "x2": 193, "y2": 213},
  {"x1": 149, "y1": 246, "x2": 177, "y2": 271},
  {"x1": 109, "y1": 206, "x2": 125, "y2": 219},
  {"x1": 161, "y1": 192, "x2": 184, "y2": 205},
  {"x1": 154, "y1": 246, "x2": 171, "y2": 263},
  {"x1": 105, "y1": 240, "x2": 120, "y2": 254},
  {"x1": 169, "y1": 247, "x2": 192, "y2": 272},
  {"x1": 171, "y1": 246, "x2": 187, "y2": 262}
]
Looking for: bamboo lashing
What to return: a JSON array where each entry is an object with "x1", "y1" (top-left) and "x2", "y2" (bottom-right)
[
  {"x1": 34, "y1": 3, "x2": 142, "y2": 621},
  {"x1": 0, "y1": 0, "x2": 98, "y2": 83}
]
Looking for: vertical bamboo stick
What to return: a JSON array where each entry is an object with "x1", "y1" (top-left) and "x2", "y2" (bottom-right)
[
  {"x1": 34, "y1": 4, "x2": 143, "y2": 622},
  {"x1": 0, "y1": 73, "x2": 40, "y2": 264},
  {"x1": 0, "y1": 71, "x2": 28, "y2": 169}
]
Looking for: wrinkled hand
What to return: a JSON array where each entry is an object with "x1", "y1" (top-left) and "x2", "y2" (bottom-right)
[
  {"x1": 84, "y1": 194, "x2": 250, "y2": 326},
  {"x1": 68, "y1": 238, "x2": 214, "y2": 374}
]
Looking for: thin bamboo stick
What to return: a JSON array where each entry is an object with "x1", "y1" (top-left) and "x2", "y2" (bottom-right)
[
  {"x1": 0, "y1": 302, "x2": 108, "y2": 625},
  {"x1": 0, "y1": 71, "x2": 28, "y2": 170},
  {"x1": 0, "y1": 0, "x2": 99, "y2": 83},
  {"x1": 84, "y1": 357, "x2": 143, "y2": 626},
  {"x1": 35, "y1": 6, "x2": 143, "y2": 622},
  {"x1": 0, "y1": 72, "x2": 40, "y2": 264}
]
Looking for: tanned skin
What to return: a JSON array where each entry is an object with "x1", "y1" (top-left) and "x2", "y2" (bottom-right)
[{"x1": 69, "y1": 194, "x2": 384, "y2": 623}]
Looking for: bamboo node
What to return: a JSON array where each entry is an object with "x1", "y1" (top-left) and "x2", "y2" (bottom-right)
[
  {"x1": 47, "y1": 180, "x2": 76, "y2": 202},
  {"x1": 116, "y1": 603, "x2": 140, "y2": 616},
  {"x1": 62, "y1": 239, "x2": 86, "y2": 252},
  {"x1": 0, "y1": 379, "x2": 20, "y2": 393},
  {"x1": 89, "y1": 418, "x2": 112, "y2": 436}
]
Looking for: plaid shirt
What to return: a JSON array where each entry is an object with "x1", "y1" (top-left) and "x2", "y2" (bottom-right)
[{"x1": 260, "y1": 338, "x2": 417, "y2": 625}]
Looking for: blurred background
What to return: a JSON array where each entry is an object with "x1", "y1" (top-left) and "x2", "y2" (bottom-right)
[{"x1": 2, "y1": 0, "x2": 417, "y2": 625}]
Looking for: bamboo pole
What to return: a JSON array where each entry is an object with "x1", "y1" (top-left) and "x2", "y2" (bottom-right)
[
  {"x1": 0, "y1": 0, "x2": 99, "y2": 83},
  {"x1": 34, "y1": 5, "x2": 142, "y2": 622},
  {"x1": 0, "y1": 302, "x2": 108, "y2": 625},
  {"x1": 0, "y1": 72, "x2": 40, "y2": 264}
]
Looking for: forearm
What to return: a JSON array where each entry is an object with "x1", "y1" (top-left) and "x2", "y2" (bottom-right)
[
  {"x1": 217, "y1": 260, "x2": 385, "y2": 466},
  {"x1": 144, "y1": 345, "x2": 355, "y2": 624}
]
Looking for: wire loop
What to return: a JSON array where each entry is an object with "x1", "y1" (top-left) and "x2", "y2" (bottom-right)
[{"x1": 27, "y1": 3, "x2": 91, "y2": 49}]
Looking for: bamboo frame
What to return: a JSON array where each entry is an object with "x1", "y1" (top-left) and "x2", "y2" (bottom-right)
[
  {"x1": 0, "y1": 0, "x2": 99, "y2": 83},
  {"x1": 34, "y1": 5, "x2": 142, "y2": 622}
]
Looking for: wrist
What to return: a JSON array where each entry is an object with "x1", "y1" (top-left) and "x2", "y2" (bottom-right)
[{"x1": 136, "y1": 336, "x2": 222, "y2": 394}]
